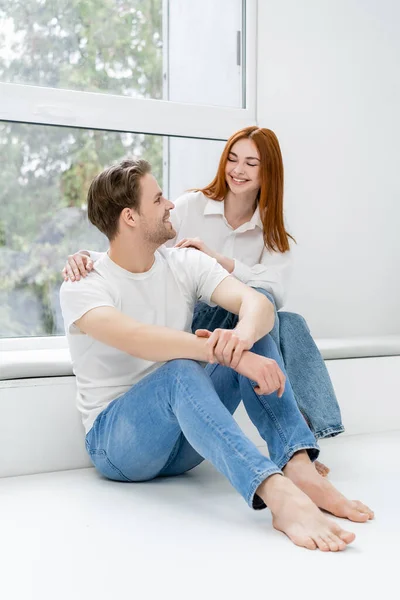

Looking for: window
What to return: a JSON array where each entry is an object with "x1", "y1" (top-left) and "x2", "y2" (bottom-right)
[
  {"x1": 0, "y1": 121, "x2": 225, "y2": 338},
  {"x1": 0, "y1": 0, "x2": 256, "y2": 346},
  {"x1": 0, "y1": 0, "x2": 246, "y2": 107}
]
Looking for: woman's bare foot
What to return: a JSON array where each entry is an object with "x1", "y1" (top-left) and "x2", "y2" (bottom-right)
[
  {"x1": 315, "y1": 460, "x2": 330, "y2": 477},
  {"x1": 257, "y1": 474, "x2": 355, "y2": 552},
  {"x1": 284, "y1": 451, "x2": 374, "y2": 522}
]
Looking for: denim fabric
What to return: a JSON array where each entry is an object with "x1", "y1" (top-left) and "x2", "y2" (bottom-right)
[
  {"x1": 192, "y1": 289, "x2": 344, "y2": 440},
  {"x1": 86, "y1": 338, "x2": 319, "y2": 509}
]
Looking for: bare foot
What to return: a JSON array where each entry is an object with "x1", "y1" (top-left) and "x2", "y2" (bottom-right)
[
  {"x1": 315, "y1": 460, "x2": 330, "y2": 477},
  {"x1": 284, "y1": 451, "x2": 374, "y2": 523},
  {"x1": 257, "y1": 475, "x2": 355, "y2": 552}
]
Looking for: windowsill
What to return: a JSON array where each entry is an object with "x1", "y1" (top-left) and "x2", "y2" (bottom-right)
[{"x1": 1, "y1": 335, "x2": 400, "y2": 381}]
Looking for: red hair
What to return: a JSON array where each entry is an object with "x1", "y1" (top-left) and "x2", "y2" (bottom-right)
[{"x1": 197, "y1": 126, "x2": 295, "y2": 253}]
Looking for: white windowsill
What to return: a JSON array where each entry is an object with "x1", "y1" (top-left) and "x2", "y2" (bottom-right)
[{"x1": 1, "y1": 335, "x2": 400, "y2": 381}]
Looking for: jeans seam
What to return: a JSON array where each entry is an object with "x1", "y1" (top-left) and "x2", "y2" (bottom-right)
[
  {"x1": 175, "y1": 374, "x2": 269, "y2": 480},
  {"x1": 92, "y1": 449, "x2": 133, "y2": 482},
  {"x1": 241, "y1": 377, "x2": 288, "y2": 448}
]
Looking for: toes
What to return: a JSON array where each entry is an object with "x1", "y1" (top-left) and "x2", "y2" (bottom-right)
[
  {"x1": 353, "y1": 501, "x2": 374, "y2": 519},
  {"x1": 328, "y1": 533, "x2": 347, "y2": 551},
  {"x1": 337, "y1": 529, "x2": 356, "y2": 545},
  {"x1": 315, "y1": 461, "x2": 330, "y2": 477},
  {"x1": 292, "y1": 535, "x2": 317, "y2": 551},
  {"x1": 348, "y1": 507, "x2": 370, "y2": 522},
  {"x1": 315, "y1": 536, "x2": 331, "y2": 552}
]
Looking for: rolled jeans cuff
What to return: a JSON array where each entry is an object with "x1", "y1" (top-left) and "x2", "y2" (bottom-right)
[
  {"x1": 247, "y1": 467, "x2": 283, "y2": 510},
  {"x1": 314, "y1": 425, "x2": 345, "y2": 440},
  {"x1": 274, "y1": 443, "x2": 320, "y2": 471}
]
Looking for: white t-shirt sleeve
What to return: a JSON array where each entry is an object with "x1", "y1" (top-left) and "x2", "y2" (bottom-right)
[
  {"x1": 88, "y1": 250, "x2": 106, "y2": 262},
  {"x1": 172, "y1": 248, "x2": 230, "y2": 306},
  {"x1": 232, "y1": 248, "x2": 293, "y2": 310},
  {"x1": 60, "y1": 275, "x2": 115, "y2": 334}
]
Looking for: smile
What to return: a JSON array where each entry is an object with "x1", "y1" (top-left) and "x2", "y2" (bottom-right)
[{"x1": 230, "y1": 175, "x2": 249, "y2": 184}]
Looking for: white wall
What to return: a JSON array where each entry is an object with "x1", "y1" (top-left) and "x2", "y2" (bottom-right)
[{"x1": 257, "y1": 0, "x2": 400, "y2": 338}]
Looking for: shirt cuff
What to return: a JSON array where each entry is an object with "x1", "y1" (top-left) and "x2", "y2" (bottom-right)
[{"x1": 232, "y1": 259, "x2": 253, "y2": 283}]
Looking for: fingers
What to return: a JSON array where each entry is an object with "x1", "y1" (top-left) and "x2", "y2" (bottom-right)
[
  {"x1": 230, "y1": 339, "x2": 246, "y2": 369},
  {"x1": 175, "y1": 238, "x2": 202, "y2": 251},
  {"x1": 204, "y1": 329, "x2": 245, "y2": 367},
  {"x1": 63, "y1": 254, "x2": 93, "y2": 282},
  {"x1": 75, "y1": 255, "x2": 91, "y2": 278},
  {"x1": 254, "y1": 362, "x2": 286, "y2": 397},
  {"x1": 194, "y1": 329, "x2": 212, "y2": 338},
  {"x1": 276, "y1": 367, "x2": 286, "y2": 398}
]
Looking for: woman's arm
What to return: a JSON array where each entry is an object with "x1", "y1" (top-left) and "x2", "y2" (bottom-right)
[
  {"x1": 174, "y1": 239, "x2": 292, "y2": 310},
  {"x1": 231, "y1": 248, "x2": 293, "y2": 310}
]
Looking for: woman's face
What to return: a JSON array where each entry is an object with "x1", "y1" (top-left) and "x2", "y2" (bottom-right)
[{"x1": 225, "y1": 138, "x2": 261, "y2": 195}]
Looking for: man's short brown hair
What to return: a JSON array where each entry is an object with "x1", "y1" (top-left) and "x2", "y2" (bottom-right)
[{"x1": 87, "y1": 158, "x2": 151, "y2": 240}]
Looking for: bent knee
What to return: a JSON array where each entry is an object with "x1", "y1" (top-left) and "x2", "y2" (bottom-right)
[{"x1": 279, "y1": 311, "x2": 310, "y2": 332}]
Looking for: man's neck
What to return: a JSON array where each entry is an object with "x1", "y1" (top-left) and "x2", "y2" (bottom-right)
[{"x1": 108, "y1": 236, "x2": 158, "y2": 273}]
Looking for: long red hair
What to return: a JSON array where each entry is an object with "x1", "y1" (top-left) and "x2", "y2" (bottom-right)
[{"x1": 197, "y1": 126, "x2": 295, "y2": 253}]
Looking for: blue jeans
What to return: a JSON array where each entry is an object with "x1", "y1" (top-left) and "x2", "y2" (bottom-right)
[
  {"x1": 192, "y1": 289, "x2": 344, "y2": 440},
  {"x1": 86, "y1": 335, "x2": 319, "y2": 509}
]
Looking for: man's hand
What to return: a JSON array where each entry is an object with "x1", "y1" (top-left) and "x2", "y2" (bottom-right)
[
  {"x1": 195, "y1": 328, "x2": 253, "y2": 368},
  {"x1": 62, "y1": 251, "x2": 93, "y2": 282},
  {"x1": 235, "y1": 351, "x2": 286, "y2": 397}
]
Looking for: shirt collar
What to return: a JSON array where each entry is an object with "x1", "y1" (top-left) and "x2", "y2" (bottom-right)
[{"x1": 203, "y1": 198, "x2": 263, "y2": 230}]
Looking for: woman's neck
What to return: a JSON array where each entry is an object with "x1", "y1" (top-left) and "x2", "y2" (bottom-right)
[{"x1": 224, "y1": 189, "x2": 259, "y2": 229}]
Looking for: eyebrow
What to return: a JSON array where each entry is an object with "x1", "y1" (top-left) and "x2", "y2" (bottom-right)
[
  {"x1": 154, "y1": 191, "x2": 163, "y2": 200},
  {"x1": 228, "y1": 151, "x2": 260, "y2": 161}
]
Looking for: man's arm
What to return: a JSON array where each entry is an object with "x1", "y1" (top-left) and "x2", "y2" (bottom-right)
[
  {"x1": 75, "y1": 306, "x2": 209, "y2": 362},
  {"x1": 210, "y1": 276, "x2": 275, "y2": 344},
  {"x1": 192, "y1": 276, "x2": 274, "y2": 369},
  {"x1": 75, "y1": 298, "x2": 284, "y2": 397}
]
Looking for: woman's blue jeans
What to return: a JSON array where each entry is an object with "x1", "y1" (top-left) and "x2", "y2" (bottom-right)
[
  {"x1": 86, "y1": 334, "x2": 319, "y2": 509},
  {"x1": 192, "y1": 289, "x2": 344, "y2": 440}
]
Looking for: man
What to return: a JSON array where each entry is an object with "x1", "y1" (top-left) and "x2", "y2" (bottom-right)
[{"x1": 60, "y1": 159, "x2": 373, "y2": 552}]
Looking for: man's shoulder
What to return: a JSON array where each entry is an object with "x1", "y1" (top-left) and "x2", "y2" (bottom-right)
[
  {"x1": 60, "y1": 266, "x2": 113, "y2": 302},
  {"x1": 158, "y1": 246, "x2": 216, "y2": 273}
]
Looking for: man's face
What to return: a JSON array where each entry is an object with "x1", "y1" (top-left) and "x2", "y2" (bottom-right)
[{"x1": 137, "y1": 173, "x2": 176, "y2": 246}]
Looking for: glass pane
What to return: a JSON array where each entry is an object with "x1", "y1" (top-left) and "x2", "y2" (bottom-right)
[
  {"x1": 0, "y1": 0, "x2": 244, "y2": 107},
  {"x1": 0, "y1": 121, "x2": 224, "y2": 338}
]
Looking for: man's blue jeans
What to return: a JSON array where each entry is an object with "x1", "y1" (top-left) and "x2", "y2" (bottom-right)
[
  {"x1": 86, "y1": 334, "x2": 319, "y2": 509},
  {"x1": 192, "y1": 289, "x2": 344, "y2": 440}
]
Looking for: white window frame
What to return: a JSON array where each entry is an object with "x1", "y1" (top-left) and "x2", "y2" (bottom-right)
[{"x1": 0, "y1": 0, "x2": 257, "y2": 352}]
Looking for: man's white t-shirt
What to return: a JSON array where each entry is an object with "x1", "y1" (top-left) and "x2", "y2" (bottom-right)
[{"x1": 60, "y1": 246, "x2": 229, "y2": 434}]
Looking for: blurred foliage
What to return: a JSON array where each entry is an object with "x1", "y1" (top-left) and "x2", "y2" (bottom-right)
[{"x1": 0, "y1": 0, "x2": 163, "y2": 336}]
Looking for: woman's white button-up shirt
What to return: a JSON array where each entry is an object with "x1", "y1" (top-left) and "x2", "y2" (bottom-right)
[{"x1": 168, "y1": 191, "x2": 293, "y2": 309}]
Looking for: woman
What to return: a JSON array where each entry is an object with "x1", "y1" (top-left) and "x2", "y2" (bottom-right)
[{"x1": 62, "y1": 126, "x2": 344, "y2": 475}]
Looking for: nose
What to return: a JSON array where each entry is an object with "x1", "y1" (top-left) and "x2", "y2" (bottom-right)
[
  {"x1": 166, "y1": 199, "x2": 175, "y2": 210},
  {"x1": 233, "y1": 164, "x2": 245, "y2": 175}
]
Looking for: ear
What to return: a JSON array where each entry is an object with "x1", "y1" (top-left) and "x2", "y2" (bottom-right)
[{"x1": 120, "y1": 207, "x2": 138, "y2": 229}]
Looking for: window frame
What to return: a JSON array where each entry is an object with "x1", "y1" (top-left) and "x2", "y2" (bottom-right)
[{"x1": 0, "y1": 0, "x2": 257, "y2": 352}]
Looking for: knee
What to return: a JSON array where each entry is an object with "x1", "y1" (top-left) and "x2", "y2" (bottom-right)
[
  {"x1": 165, "y1": 359, "x2": 205, "y2": 380},
  {"x1": 252, "y1": 287, "x2": 276, "y2": 307},
  {"x1": 279, "y1": 311, "x2": 310, "y2": 333}
]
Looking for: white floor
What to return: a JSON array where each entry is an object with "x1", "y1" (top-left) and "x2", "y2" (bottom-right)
[{"x1": 1, "y1": 431, "x2": 398, "y2": 600}]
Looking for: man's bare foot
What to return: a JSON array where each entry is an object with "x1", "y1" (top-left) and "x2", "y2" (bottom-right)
[
  {"x1": 257, "y1": 475, "x2": 355, "y2": 552},
  {"x1": 284, "y1": 451, "x2": 374, "y2": 523},
  {"x1": 315, "y1": 460, "x2": 330, "y2": 477}
]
